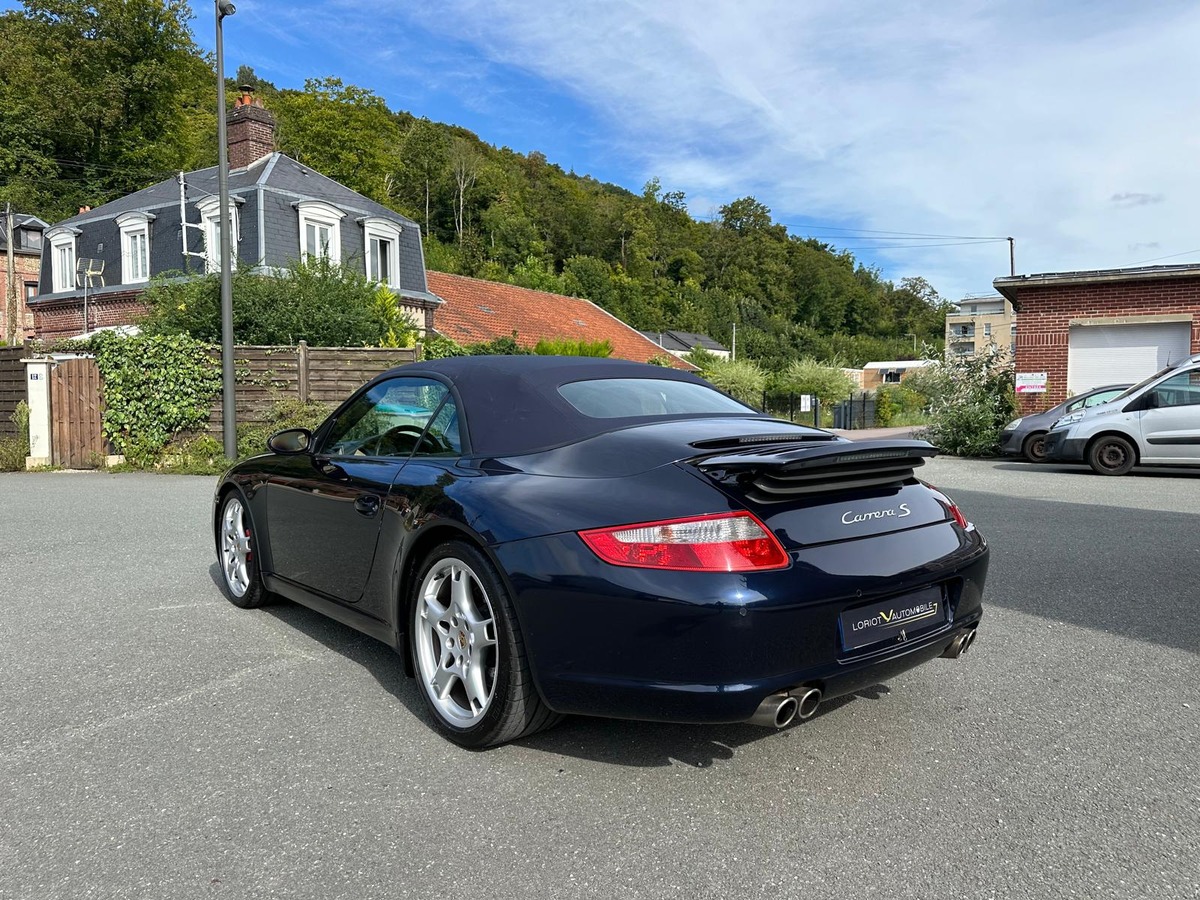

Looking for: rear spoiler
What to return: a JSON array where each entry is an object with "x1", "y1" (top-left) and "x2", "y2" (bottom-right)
[{"x1": 693, "y1": 439, "x2": 938, "y2": 500}]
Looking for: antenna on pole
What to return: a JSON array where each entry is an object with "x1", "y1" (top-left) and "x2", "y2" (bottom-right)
[{"x1": 75, "y1": 258, "x2": 105, "y2": 335}]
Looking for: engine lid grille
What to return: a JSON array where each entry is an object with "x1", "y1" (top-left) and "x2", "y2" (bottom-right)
[{"x1": 694, "y1": 439, "x2": 937, "y2": 503}]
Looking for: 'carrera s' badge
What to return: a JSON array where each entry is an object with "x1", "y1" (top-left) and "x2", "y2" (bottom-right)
[{"x1": 841, "y1": 503, "x2": 911, "y2": 525}]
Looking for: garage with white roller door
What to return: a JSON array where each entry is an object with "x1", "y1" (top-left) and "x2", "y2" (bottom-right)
[
  {"x1": 1067, "y1": 317, "x2": 1192, "y2": 394},
  {"x1": 994, "y1": 264, "x2": 1200, "y2": 416}
]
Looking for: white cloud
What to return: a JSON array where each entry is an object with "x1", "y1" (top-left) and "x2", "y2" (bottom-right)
[
  {"x1": 390, "y1": 0, "x2": 1200, "y2": 298},
  {"x1": 218, "y1": 1, "x2": 1200, "y2": 299}
]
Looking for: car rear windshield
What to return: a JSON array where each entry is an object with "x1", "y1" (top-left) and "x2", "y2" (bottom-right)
[{"x1": 558, "y1": 378, "x2": 755, "y2": 418}]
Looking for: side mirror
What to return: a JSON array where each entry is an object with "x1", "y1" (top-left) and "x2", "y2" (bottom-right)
[
  {"x1": 1123, "y1": 393, "x2": 1155, "y2": 413},
  {"x1": 267, "y1": 427, "x2": 312, "y2": 454}
]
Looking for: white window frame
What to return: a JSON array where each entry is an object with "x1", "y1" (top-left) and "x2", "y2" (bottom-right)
[
  {"x1": 296, "y1": 201, "x2": 345, "y2": 265},
  {"x1": 46, "y1": 226, "x2": 80, "y2": 293},
  {"x1": 116, "y1": 211, "x2": 154, "y2": 284},
  {"x1": 360, "y1": 217, "x2": 403, "y2": 288},
  {"x1": 196, "y1": 196, "x2": 240, "y2": 274}
]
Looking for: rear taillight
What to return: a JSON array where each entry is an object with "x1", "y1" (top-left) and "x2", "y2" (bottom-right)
[
  {"x1": 579, "y1": 512, "x2": 789, "y2": 572},
  {"x1": 924, "y1": 482, "x2": 970, "y2": 529}
]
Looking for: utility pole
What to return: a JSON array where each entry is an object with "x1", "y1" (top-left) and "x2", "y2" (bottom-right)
[
  {"x1": 216, "y1": 0, "x2": 237, "y2": 459},
  {"x1": 5, "y1": 202, "x2": 15, "y2": 345},
  {"x1": 1008, "y1": 237, "x2": 1015, "y2": 276},
  {"x1": 731, "y1": 322, "x2": 737, "y2": 361}
]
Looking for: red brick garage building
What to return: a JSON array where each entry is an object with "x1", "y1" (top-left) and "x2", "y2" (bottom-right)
[{"x1": 994, "y1": 265, "x2": 1200, "y2": 415}]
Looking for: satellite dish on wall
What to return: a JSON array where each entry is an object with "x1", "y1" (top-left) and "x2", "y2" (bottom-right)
[{"x1": 76, "y1": 258, "x2": 105, "y2": 289}]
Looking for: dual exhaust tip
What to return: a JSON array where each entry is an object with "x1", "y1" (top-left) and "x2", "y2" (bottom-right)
[
  {"x1": 749, "y1": 686, "x2": 822, "y2": 730},
  {"x1": 940, "y1": 626, "x2": 978, "y2": 659},
  {"x1": 749, "y1": 627, "x2": 980, "y2": 729}
]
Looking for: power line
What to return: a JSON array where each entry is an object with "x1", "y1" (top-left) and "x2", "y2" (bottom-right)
[
  {"x1": 826, "y1": 239, "x2": 1010, "y2": 251},
  {"x1": 1126, "y1": 247, "x2": 1200, "y2": 266}
]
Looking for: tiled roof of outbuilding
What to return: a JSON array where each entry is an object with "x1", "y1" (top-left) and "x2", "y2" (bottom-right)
[{"x1": 427, "y1": 271, "x2": 696, "y2": 370}]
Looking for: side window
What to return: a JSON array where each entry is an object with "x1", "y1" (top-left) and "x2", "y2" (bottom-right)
[
  {"x1": 415, "y1": 397, "x2": 463, "y2": 457},
  {"x1": 1084, "y1": 390, "x2": 1120, "y2": 408},
  {"x1": 1065, "y1": 398, "x2": 1085, "y2": 413},
  {"x1": 323, "y1": 378, "x2": 449, "y2": 458},
  {"x1": 1150, "y1": 371, "x2": 1200, "y2": 408}
]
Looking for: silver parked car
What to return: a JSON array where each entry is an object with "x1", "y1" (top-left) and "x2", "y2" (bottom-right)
[
  {"x1": 1043, "y1": 354, "x2": 1200, "y2": 474},
  {"x1": 1000, "y1": 384, "x2": 1130, "y2": 462}
]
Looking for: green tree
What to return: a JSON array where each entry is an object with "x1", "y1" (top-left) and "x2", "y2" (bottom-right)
[
  {"x1": 0, "y1": 0, "x2": 213, "y2": 218},
  {"x1": 271, "y1": 78, "x2": 402, "y2": 204}
]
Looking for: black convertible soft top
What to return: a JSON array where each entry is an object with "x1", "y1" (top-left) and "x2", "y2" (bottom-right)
[{"x1": 379, "y1": 355, "x2": 765, "y2": 456}]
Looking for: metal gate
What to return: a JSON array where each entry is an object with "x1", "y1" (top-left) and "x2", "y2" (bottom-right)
[{"x1": 50, "y1": 358, "x2": 105, "y2": 468}]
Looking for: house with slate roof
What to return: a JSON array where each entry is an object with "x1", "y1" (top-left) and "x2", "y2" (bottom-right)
[
  {"x1": 639, "y1": 329, "x2": 730, "y2": 362},
  {"x1": 427, "y1": 271, "x2": 696, "y2": 370},
  {"x1": 32, "y1": 90, "x2": 440, "y2": 341},
  {"x1": 0, "y1": 211, "x2": 47, "y2": 343}
]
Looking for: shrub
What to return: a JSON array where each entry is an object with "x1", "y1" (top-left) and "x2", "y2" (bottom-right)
[
  {"x1": 140, "y1": 257, "x2": 417, "y2": 348},
  {"x1": 235, "y1": 398, "x2": 333, "y2": 460},
  {"x1": 92, "y1": 332, "x2": 222, "y2": 467},
  {"x1": 772, "y1": 357, "x2": 857, "y2": 408},
  {"x1": 0, "y1": 401, "x2": 31, "y2": 472},
  {"x1": 704, "y1": 358, "x2": 767, "y2": 406},
  {"x1": 420, "y1": 334, "x2": 467, "y2": 359},
  {"x1": 917, "y1": 344, "x2": 1016, "y2": 456},
  {"x1": 532, "y1": 338, "x2": 612, "y2": 357}
]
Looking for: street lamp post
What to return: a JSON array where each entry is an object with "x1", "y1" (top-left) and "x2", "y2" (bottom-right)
[
  {"x1": 904, "y1": 332, "x2": 917, "y2": 354},
  {"x1": 216, "y1": 0, "x2": 237, "y2": 459}
]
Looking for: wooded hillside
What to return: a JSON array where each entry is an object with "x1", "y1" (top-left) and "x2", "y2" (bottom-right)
[{"x1": 0, "y1": 0, "x2": 953, "y2": 367}]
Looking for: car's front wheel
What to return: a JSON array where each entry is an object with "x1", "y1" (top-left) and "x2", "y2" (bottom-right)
[
  {"x1": 1022, "y1": 432, "x2": 1048, "y2": 463},
  {"x1": 1087, "y1": 435, "x2": 1136, "y2": 475},
  {"x1": 410, "y1": 541, "x2": 560, "y2": 748},
  {"x1": 217, "y1": 491, "x2": 269, "y2": 608}
]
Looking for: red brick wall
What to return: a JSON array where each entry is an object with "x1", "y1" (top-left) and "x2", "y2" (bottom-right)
[
  {"x1": 1014, "y1": 278, "x2": 1200, "y2": 415},
  {"x1": 33, "y1": 294, "x2": 151, "y2": 342},
  {"x1": 0, "y1": 254, "x2": 42, "y2": 343}
]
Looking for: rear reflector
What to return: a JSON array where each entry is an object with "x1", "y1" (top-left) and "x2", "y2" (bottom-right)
[{"x1": 579, "y1": 512, "x2": 789, "y2": 572}]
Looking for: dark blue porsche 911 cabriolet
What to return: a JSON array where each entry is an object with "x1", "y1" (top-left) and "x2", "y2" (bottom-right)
[{"x1": 214, "y1": 356, "x2": 987, "y2": 747}]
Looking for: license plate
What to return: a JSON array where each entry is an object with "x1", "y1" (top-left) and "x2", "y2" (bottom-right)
[{"x1": 839, "y1": 586, "x2": 946, "y2": 651}]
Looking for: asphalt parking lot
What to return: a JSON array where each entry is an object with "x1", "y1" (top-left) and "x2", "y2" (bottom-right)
[{"x1": 1, "y1": 459, "x2": 1197, "y2": 900}]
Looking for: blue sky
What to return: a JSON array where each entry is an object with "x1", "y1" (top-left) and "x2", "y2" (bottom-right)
[{"x1": 20, "y1": 1, "x2": 1200, "y2": 300}]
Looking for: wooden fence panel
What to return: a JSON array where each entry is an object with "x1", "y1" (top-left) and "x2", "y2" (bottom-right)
[
  {"x1": 50, "y1": 357, "x2": 104, "y2": 468},
  {"x1": 0, "y1": 347, "x2": 25, "y2": 437},
  {"x1": 207, "y1": 344, "x2": 419, "y2": 440}
]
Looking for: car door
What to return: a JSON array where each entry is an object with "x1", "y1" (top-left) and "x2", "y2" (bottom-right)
[
  {"x1": 359, "y1": 394, "x2": 467, "y2": 620},
  {"x1": 266, "y1": 376, "x2": 452, "y2": 603},
  {"x1": 1136, "y1": 369, "x2": 1200, "y2": 464}
]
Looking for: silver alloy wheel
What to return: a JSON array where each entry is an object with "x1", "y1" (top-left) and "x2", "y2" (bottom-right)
[
  {"x1": 221, "y1": 496, "x2": 253, "y2": 598},
  {"x1": 414, "y1": 557, "x2": 499, "y2": 728}
]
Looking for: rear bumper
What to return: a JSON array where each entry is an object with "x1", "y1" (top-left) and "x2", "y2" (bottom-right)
[
  {"x1": 1043, "y1": 429, "x2": 1087, "y2": 462},
  {"x1": 496, "y1": 523, "x2": 988, "y2": 724}
]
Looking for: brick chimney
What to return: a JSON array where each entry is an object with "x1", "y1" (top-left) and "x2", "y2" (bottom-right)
[{"x1": 227, "y1": 87, "x2": 276, "y2": 169}]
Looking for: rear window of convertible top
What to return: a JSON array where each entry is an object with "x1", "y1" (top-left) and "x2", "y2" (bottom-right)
[{"x1": 557, "y1": 378, "x2": 753, "y2": 419}]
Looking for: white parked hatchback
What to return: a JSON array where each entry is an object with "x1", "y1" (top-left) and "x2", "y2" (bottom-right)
[{"x1": 1042, "y1": 353, "x2": 1200, "y2": 475}]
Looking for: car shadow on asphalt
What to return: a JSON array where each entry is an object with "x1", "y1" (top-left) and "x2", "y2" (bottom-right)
[
  {"x1": 992, "y1": 461, "x2": 1200, "y2": 478},
  {"x1": 208, "y1": 564, "x2": 893, "y2": 767}
]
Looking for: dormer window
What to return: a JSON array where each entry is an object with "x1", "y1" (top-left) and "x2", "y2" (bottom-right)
[
  {"x1": 116, "y1": 211, "x2": 154, "y2": 283},
  {"x1": 360, "y1": 217, "x2": 402, "y2": 288},
  {"x1": 196, "y1": 196, "x2": 240, "y2": 274},
  {"x1": 296, "y1": 201, "x2": 345, "y2": 264},
  {"x1": 46, "y1": 225, "x2": 80, "y2": 293}
]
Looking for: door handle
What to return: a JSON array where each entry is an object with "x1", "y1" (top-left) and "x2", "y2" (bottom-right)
[{"x1": 354, "y1": 494, "x2": 381, "y2": 517}]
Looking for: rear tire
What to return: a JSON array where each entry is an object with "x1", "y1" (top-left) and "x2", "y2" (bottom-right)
[
  {"x1": 217, "y1": 491, "x2": 269, "y2": 608},
  {"x1": 1021, "y1": 432, "x2": 1048, "y2": 463},
  {"x1": 410, "y1": 540, "x2": 561, "y2": 748},
  {"x1": 1087, "y1": 435, "x2": 1136, "y2": 476}
]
